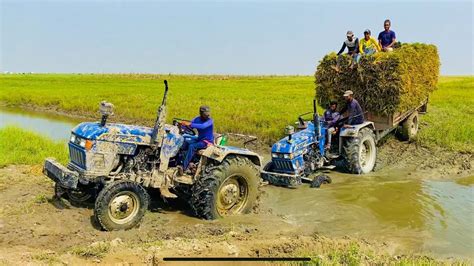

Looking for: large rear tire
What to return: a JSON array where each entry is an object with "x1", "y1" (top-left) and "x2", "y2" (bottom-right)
[
  {"x1": 399, "y1": 111, "x2": 419, "y2": 141},
  {"x1": 94, "y1": 180, "x2": 149, "y2": 231},
  {"x1": 190, "y1": 156, "x2": 259, "y2": 220},
  {"x1": 343, "y1": 128, "x2": 377, "y2": 174}
]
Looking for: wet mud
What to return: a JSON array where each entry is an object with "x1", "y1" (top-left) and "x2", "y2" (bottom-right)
[{"x1": 0, "y1": 107, "x2": 473, "y2": 264}]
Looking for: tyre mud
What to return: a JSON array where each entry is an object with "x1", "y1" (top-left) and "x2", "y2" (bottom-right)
[{"x1": 190, "y1": 156, "x2": 260, "y2": 220}]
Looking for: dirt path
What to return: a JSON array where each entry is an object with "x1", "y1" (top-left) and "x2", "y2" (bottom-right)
[{"x1": 0, "y1": 140, "x2": 472, "y2": 265}]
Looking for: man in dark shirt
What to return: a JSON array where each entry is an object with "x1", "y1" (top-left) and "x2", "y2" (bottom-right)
[
  {"x1": 336, "y1": 30, "x2": 360, "y2": 69},
  {"x1": 180, "y1": 105, "x2": 214, "y2": 171},
  {"x1": 323, "y1": 101, "x2": 341, "y2": 149},
  {"x1": 378, "y1": 19, "x2": 397, "y2": 52},
  {"x1": 339, "y1": 90, "x2": 364, "y2": 126}
]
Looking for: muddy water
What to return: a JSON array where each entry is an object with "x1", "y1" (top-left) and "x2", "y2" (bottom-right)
[
  {"x1": 261, "y1": 173, "x2": 474, "y2": 258},
  {"x1": 1, "y1": 108, "x2": 473, "y2": 258}
]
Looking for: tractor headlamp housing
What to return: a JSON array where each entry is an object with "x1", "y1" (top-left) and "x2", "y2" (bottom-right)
[
  {"x1": 70, "y1": 134, "x2": 76, "y2": 143},
  {"x1": 272, "y1": 153, "x2": 294, "y2": 159},
  {"x1": 70, "y1": 134, "x2": 94, "y2": 151}
]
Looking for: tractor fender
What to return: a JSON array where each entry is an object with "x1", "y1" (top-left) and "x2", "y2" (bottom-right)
[
  {"x1": 199, "y1": 145, "x2": 263, "y2": 167},
  {"x1": 339, "y1": 122, "x2": 375, "y2": 138}
]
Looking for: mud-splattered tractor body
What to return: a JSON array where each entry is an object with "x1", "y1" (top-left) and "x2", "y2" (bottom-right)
[
  {"x1": 44, "y1": 81, "x2": 262, "y2": 231},
  {"x1": 261, "y1": 101, "x2": 377, "y2": 187}
]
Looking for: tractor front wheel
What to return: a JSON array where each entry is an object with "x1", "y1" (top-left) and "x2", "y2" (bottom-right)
[
  {"x1": 94, "y1": 180, "x2": 149, "y2": 231},
  {"x1": 190, "y1": 156, "x2": 260, "y2": 220},
  {"x1": 54, "y1": 183, "x2": 95, "y2": 206}
]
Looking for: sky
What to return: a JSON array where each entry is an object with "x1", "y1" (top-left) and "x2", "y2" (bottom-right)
[{"x1": 1, "y1": 0, "x2": 473, "y2": 75}]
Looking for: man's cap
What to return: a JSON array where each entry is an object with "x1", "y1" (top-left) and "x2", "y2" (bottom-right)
[
  {"x1": 364, "y1": 29, "x2": 371, "y2": 34},
  {"x1": 343, "y1": 90, "x2": 354, "y2": 97},
  {"x1": 346, "y1": 31, "x2": 354, "y2": 37},
  {"x1": 199, "y1": 105, "x2": 210, "y2": 114}
]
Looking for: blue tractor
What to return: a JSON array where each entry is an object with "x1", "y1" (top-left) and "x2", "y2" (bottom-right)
[
  {"x1": 44, "y1": 80, "x2": 262, "y2": 231},
  {"x1": 261, "y1": 100, "x2": 377, "y2": 187}
]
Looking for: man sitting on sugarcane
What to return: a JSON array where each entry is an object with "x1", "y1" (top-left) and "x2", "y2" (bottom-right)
[
  {"x1": 336, "y1": 31, "x2": 360, "y2": 70},
  {"x1": 324, "y1": 101, "x2": 341, "y2": 150},
  {"x1": 359, "y1": 29, "x2": 381, "y2": 55},
  {"x1": 339, "y1": 90, "x2": 364, "y2": 126},
  {"x1": 178, "y1": 105, "x2": 214, "y2": 174},
  {"x1": 378, "y1": 19, "x2": 397, "y2": 52}
]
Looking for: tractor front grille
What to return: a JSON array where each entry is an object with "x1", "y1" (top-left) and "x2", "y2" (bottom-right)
[
  {"x1": 69, "y1": 143, "x2": 86, "y2": 169},
  {"x1": 273, "y1": 159, "x2": 294, "y2": 172}
]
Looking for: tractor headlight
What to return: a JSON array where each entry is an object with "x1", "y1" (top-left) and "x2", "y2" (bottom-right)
[
  {"x1": 79, "y1": 138, "x2": 86, "y2": 147},
  {"x1": 272, "y1": 153, "x2": 278, "y2": 158},
  {"x1": 70, "y1": 134, "x2": 76, "y2": 143},
  {"x1": 283, "y1": 154, "x2": 294, "y2": 159}
]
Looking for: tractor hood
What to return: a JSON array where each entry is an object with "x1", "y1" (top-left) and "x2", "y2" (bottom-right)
[
  {"x1": 72, "y1": 122, "x2": 154, "y2": 144},
  {"x1": 272, "y1": 122, "x2": 317, "y2": 154}
]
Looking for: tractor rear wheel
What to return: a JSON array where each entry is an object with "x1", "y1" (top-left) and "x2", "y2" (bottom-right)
[
  {"x1": 399, "y1": 111, "x2": 419, "y2": 141},
  {"x1": 343, "y1": 128, "x2": 377, "y2": 174},
  {"x1": 190, "y1": 156, "x2": 259, "y2": 220},
  {"x1": 94, "y1": 180, "x2": 149, "y2": 231}
]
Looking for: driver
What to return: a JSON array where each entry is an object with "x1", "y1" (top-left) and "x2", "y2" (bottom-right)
[{"x1": 179, "y1": 105, "x2": 214, "y2": 172}]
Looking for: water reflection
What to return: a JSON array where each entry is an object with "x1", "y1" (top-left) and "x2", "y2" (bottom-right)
[{"x1": 0, "y1": 107, "x2": 79, "y2": 140}]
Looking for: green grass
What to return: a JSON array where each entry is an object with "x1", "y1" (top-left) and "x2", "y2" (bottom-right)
[
  {"x1": 70, "y1": 242, "x2": 110, "y2": 259},
  {"x1": 0, "y1": 74, "x2": 472, "y2": 151},
  {"x1": 0, "y1": 126, "x2": 68, "y2": 167},
  {"x1": 416, "y1": 76, "x2": 473, "y2": 152}
]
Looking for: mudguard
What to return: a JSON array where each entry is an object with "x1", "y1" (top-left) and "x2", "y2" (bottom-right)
[
  {"x1": 199, "y1": 145, "x2": 262, "y2": 167},
  {"x1": 339, "y1": 122, "x2": 375, "y2": 137}
]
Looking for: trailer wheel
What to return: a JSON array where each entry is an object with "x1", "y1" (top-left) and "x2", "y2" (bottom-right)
[
  {"x1": 343, "y1": 128, "x2": 377, "y2": 174},
  {"x1": 190, "y1": 156, "x2": 259, "y2": 220},
  {"x1": 94, "y1": 180, "x2": 149, "y2": 231},
  {"x1": 399, "y1": 111, "x2": 419, "y2": 141}
]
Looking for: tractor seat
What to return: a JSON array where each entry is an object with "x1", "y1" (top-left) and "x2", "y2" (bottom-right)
[{"x1": 196, "y1": 133, "x2": 222, "y2": 156}]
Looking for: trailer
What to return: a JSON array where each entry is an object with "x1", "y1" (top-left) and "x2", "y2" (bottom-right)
[{"x1": 368, "y1": 98, "x2": 428, "y2": 143}]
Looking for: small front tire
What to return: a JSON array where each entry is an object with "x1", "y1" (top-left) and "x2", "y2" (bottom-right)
[{"x1": 94, "y1": 180, "x2": 149, "y2": 231}]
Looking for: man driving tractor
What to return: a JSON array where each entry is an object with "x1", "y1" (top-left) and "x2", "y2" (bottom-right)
[{"x1": 179, "y1": 105, "x2": 214, "y2": 173}]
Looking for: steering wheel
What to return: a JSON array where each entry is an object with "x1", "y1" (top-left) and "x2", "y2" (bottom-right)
[
  {"x1": 173, "y1": 118, "x2": 196, "y2": 136},
  {"x1": 180, "y1": 124, "x2": 195, "y2": 136}
]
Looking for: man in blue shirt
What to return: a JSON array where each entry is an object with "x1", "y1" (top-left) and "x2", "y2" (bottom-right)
[
  {"x1": 323, "y1": 101, "x2": 341, "y2": 150},
  {"x1": 180, "y1": 105, "x2": 214, "y2": 172},
  {"x1": 378, "y1": 19, "x2": 397, "y2": 52},
  {"x1": 339, "y1": 90, "x2": 364, "y2": 126}
]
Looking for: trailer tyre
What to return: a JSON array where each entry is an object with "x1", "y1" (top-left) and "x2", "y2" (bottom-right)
[
  {"x1": 399, "y1": 111, "x2": 419, "y2": 141},
  {"x1": 94, "y1": 180, "x2": 149, "y2": 231},
  {"x1": 343, "y1": 128, "x2": 377, "y2": 174},
  {"x1": 191, "y1": 156, "x2": 259, "y2": 220}
]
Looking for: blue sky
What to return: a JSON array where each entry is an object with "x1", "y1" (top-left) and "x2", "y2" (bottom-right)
[{"x1": 1, "y1": 1, "x2": 472, "y2": 75}]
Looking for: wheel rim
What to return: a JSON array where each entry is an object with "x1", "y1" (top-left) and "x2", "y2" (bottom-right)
[
  {"x1": 359, "y1": 139, "x2": 375, "y2": 172},
  {"x1": 216, "y1": 174, "x2": 249, "y2": 216},
  {"x1": 108, "y1": 191, "x2": 140, "y2": 224}
]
